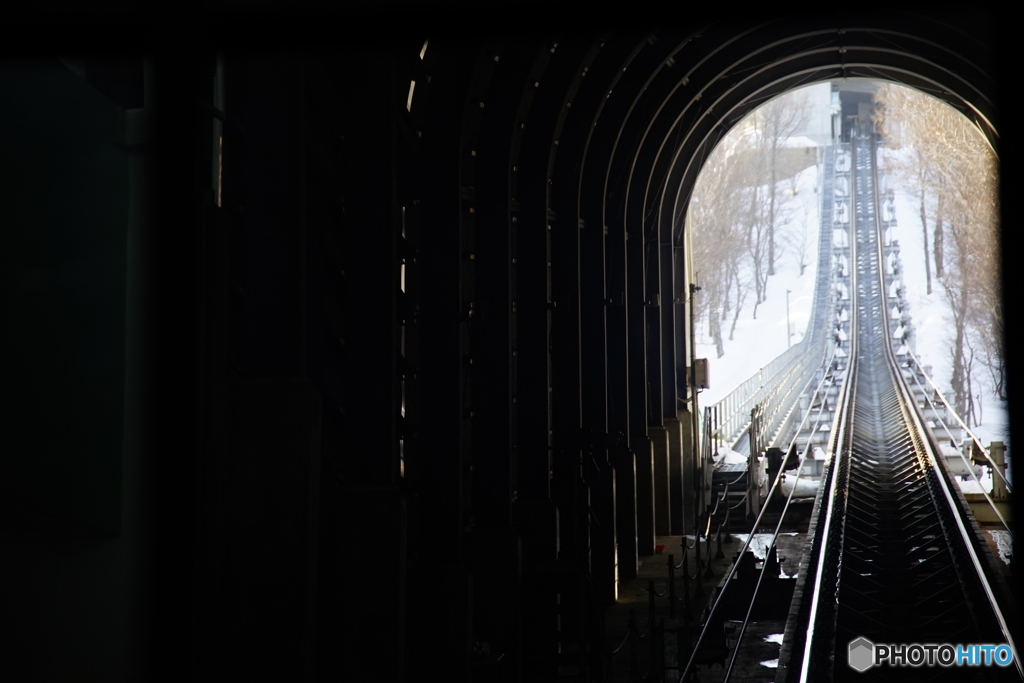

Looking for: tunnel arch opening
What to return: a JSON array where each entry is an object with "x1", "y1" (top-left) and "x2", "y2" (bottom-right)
[
  {"x1": 681, "y1": 77, "x2": 1003, "y2": 459},
  {"x1": 301, "y1": 14, "x2": 1006, "y2": 677},
  {"x1": 411, "y1": 16, "x2": 1006, "y2": 676},
  {"x1": 111, "y1": 12, "x2": 1010, "y2": 681}
]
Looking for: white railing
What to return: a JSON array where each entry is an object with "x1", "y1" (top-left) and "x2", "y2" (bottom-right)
[{"x1": 708, "y1": 339, "x2": 810, "y2": 450}]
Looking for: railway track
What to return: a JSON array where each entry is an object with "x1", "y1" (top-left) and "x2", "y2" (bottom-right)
[{"x1": 781, "y1": 127, "x2": 1020, "y2": 682}]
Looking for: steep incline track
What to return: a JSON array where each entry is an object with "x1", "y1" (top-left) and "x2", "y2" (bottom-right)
[{"x1": 783, "y1": 130, "x2": 1019, "y2": 683}]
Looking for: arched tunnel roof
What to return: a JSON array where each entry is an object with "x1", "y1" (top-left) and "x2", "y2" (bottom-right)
[
  {"x1": 2, "y1": 7, "x2": 1018, "y2": 681},
  {"x1": 402, "y1": 10, "x2": 998, "y2": 259}
]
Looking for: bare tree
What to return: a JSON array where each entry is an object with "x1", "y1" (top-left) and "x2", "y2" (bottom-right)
[
  {"x1": 690, "y1": 129, "x2": 747, "y2": 356},
  {"x1": 874, "y1": 83, "x2": 1003, "y2": 415},
  {"x1": 689, "y1": 86, "x2": 820, "y2": 353},
  {"x1": 753, "y1": 90, "x2": 812, "y2": 276}
]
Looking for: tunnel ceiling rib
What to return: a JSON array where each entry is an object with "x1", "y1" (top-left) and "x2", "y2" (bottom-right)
[
  {"x1": 604, "y1": 25, "x2": 719, "y2": 241},
  {"x1": 565, "y1": 18, "x2": 994, "y2": 254},
  {"x1": 633, "y1": 29, "x2": 858, "y2": 243},
  {"x1": 601, "y1": 25, "x2": 714, "y2": 222},
  {"x1": 663, "y1": 56, "x2": 994, "y2": 248},
  {"x1": 593, "y1": 24, "x2": 998, "y2": 255},
  {"x1": 583, "y1": 33, "x2": 651, "y2": 222},
  {"x1": 546, "y1": 36, "x2": 605, "y2": 209}
]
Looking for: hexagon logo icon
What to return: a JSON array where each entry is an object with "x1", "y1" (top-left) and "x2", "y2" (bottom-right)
[{"x1": 848, "y1": 637, "x2": 875, "y2": 672}]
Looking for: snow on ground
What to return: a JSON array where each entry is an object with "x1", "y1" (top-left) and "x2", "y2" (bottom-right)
[
  {"x1": 695, "y1": 162, "x2": 822, "y2": 408},
  {"x1": 780, "y1": 135, "x2": 819, "y2": 149},
  {"x1": 713, "y1": 445, "x2": 750, "y2": 466},
  {"x1": 695, "y1": 143, "x2": 1010, "y2": 488},
  {"x1": 779, "y1": 474, "x2": 820, "y2": 500},
  {"x1": 878, "y1": 146, "x2": 1010, "y2": 481},
  {"x1": 990, "y1": 530, "x2": 1012, "y2": 565}
]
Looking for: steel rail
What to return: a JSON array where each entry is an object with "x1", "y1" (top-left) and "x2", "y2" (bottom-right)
[
  {"x1": 866, "y1": 132, "x2": 1022, "y2": 679},
  {"x1": 718, "y1": 344, "x2": 844, "y2": 683},
  {"x1": 796, "y1": 137, "x2": 861, "y2": 683},
  {"x1": 901, "y1": 357, "x2": 1014, "y2": 537},
  {"x1": 794, "y1": 129, "x2": 1020, "y2": 681},
  {"x1": 675, "y1": 140, "x2": 842, "y2": 682},
  {"x1": 675, "y1": 341, "x2": 843, "y2": 683},
  {"x1": 902, "y1": 346, "x2": 1013, "y2": 495}
]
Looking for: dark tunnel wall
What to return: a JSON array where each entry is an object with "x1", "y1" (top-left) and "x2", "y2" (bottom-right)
[{"x1": 2, "y1": 5, "x2": 1016, "y2": 682}]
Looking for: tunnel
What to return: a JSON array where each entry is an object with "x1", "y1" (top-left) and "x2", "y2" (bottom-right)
[{"x1": 2, "y1": 4, "x2": 1017, "y2": 682}]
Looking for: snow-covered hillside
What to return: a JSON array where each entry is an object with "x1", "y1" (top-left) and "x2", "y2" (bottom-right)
[{"x1": 694, "y1": 160, "x2": 822, "y2": 409}]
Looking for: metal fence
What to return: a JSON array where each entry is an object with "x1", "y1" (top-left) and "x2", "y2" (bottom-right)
[{"x1": 706, "y1": 144, "x2": 840, "y2": 457}]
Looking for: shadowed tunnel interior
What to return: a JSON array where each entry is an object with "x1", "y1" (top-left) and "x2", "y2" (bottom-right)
[{"x1": 1, "y1": 4, "x2": 1018, "y2": 682}]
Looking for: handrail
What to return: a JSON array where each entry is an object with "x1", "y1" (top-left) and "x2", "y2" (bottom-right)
[
  {"x1": 710, "y1": 142, "x2": 839, "y2": 453},
  {"x1": 677, "y1": 342, "x2": 844, "y2": 683},
  {"x1": 901, "y1": 357, "x2": 1013, "y2": 537},
  {"x1": 710, "y1": 341, "x2": 809, "y2": 450},
  {"x1": 604, "y1": 142, "x2": 848, "y2": 683},
  {"x1": 867, "y1": 131, "x2": 1021, "y2": 679},
  {"x1": 748, "y1": 335, "x2": 828, "y2": 458},
  {"x1": 902, "y1": 348, "x2": 1013, "y2": 494},
  {"x1": 795, "y1": 129, "x2": 1020, "y2": 682},
  {"x1": 720, "y1": 347, "x2": 844, "y2": 683}
]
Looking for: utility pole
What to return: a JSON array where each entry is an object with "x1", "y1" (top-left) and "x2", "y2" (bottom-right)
[
  {"x1": 689, "y1": 280, "x2": 703, "y2": 576},
  {"x1": 786, "y1": 289, "x2": 791, "y2": 348}
]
